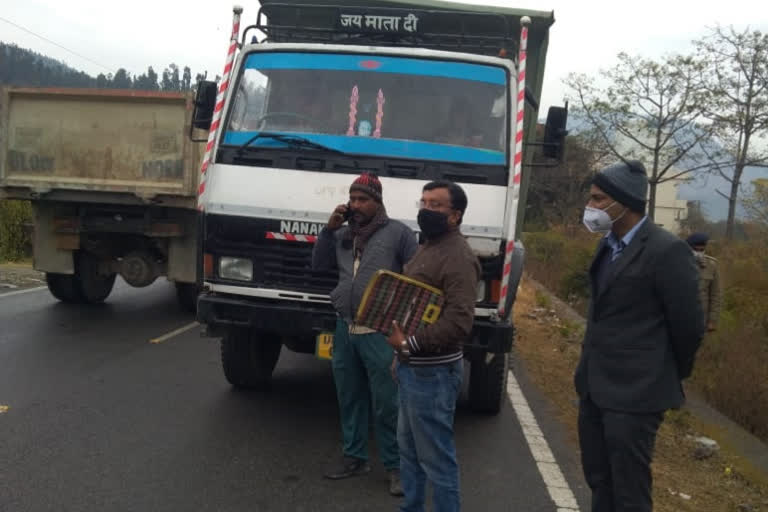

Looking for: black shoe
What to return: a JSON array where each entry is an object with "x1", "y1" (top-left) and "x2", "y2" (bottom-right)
[
  {"x1": 324, "y1": 456, "x2": 371, "y2": 480},
  {"x1": 388, "y1": 469, "x2": 404, "y2": 497}
]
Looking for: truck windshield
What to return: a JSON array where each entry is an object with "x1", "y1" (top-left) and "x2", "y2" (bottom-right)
[{"x1": 223, "y1": 52, "x2": 508, "y2": 165}]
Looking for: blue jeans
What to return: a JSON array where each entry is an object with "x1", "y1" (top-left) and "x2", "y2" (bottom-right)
[{"x1": 397, "y1": 360, "x2": 463, "y2": 512}]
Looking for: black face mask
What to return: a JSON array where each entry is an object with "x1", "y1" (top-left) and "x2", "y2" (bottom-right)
[{"x1": 417, "y1": 209, "x2": 451, "y2": 239}]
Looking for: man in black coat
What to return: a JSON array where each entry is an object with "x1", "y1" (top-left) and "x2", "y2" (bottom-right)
[{"x1": 575, "y1": 160, "x2": 705, "y2": 512}]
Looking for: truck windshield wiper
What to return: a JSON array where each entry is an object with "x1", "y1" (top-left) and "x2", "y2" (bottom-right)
[{"x1": 235, "y1": 132, "x2": 345, "y2": 155}]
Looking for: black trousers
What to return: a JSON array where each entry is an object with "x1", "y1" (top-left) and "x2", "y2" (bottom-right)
[{"x1": 578, "y1": 397, "x2": 664, "y2": 512}]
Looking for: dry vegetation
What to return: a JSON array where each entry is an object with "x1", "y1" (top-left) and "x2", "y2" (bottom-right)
[
  {"x1": 523, "y1": 228, "x2": 768, "y2": 444},
  {"x1": 513, "y1": 278, "x2": 768, "y2": 511}
]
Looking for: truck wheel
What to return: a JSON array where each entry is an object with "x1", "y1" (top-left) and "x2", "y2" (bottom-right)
[
  {"x1": 175, "y1": 282, "x2": 199, "y2": 313},
  {"x1": 468, "y1": 353, "x2": 509, "y2": 415},
  {"x1": 221, "y1": 328, "x2": 282, "y2": 390},
  {"x1": 75, "y1": 252, "x2": 116, "y2": 304},
  {"x1": 46, "y1": 273, "x2": 83, "y2": 303}
]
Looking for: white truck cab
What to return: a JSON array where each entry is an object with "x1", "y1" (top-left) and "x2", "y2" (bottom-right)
[{"x1": 193, "y1": 0, "x2": 566, "y2": 413}]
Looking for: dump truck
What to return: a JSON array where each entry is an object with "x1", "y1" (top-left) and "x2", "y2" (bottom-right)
[
  {"x1": 193, "y1": 0, "x2": 567, "y2": 413},
  {"x1": 0, "y1": 87, "x2": 204, "y2": 309}
]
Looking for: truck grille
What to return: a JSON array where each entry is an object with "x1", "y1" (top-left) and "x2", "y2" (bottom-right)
[
  {"x1": 205, "y1": 213, "x2": 337, "y2": 294},
  {"x1": 257, "y1": 239, "x2": 338, "y2": 293}
]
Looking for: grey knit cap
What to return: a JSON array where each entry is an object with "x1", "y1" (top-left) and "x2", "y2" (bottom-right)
[{"x1": 592, "y1": 160, "x2": 648, "y2": 213}]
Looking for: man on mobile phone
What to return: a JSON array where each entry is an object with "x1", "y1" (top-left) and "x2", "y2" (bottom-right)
[{"x1": 312, "y1": 172, "x2": 418, "y2": 496}]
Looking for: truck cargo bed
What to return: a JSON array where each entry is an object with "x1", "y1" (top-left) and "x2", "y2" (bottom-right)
[{"x1": 0, "y1": 88, "x2": 204, "y2": 208}]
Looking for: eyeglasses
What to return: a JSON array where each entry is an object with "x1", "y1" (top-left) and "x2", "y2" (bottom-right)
[{"x1": 419, "y1": 199, "x2": 452, "y2": 210}]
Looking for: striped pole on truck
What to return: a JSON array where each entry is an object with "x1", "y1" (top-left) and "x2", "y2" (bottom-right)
[
  {"x1": 498, "y1": 15, "x2": 531, "y2": 318},
  {"x1": 197, "y1": 5, "x2": 243, "y2": 210}
]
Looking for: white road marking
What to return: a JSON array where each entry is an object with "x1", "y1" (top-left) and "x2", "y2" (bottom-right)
[
  {"x1": 508, "y1": 370, "x2": 581, "y2": 511},
  {"x1": 149, "y1": 322, "x2": 199, "y2": 344},
  {"x1": 0, "y1": 286, "x2": 47, "y2": 299}
]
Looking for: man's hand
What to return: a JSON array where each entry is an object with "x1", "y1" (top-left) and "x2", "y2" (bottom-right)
[
  {"x1": 390, "y1": 355, "x2": 398, "y2": 384},
  {"x1": 327, "y1": 204, "x2": 349, "y2": 231},
  {"x1": 387, "y1": 321, "x2": 406, "y2": 349}
]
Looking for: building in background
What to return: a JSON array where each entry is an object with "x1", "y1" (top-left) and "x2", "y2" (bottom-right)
[{"x1": 651, "y1": 177, "x2": 689, "y2": 233}]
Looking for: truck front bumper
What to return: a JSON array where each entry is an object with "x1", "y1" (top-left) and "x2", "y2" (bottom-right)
[
  {"x1": 197, "y1": 292, "x2": 513, "y2": 355},
  {"x1": 197, "y1": 293, "x2": 337, "y2": 338}
]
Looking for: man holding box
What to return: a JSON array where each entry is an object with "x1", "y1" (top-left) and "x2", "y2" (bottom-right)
[{"x1": 387, "y1": 180, "x2": 480, "y2": 512}]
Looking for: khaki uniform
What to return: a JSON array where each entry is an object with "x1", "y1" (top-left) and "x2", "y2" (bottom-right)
[{"x1": 696, "y1": 254, "x2": 721, "y2": 329}]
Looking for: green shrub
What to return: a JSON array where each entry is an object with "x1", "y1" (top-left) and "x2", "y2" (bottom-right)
[
  {"x1": 524, "y1": 231, "x2": 566, "y2": 265},
  {"x1": 535, "y1": 290, "x2": 552, "y2": 308},
  {"x1": 0, "y1": 200, "x2": 33, "y2": 262},
  {"x1": 523, "y1": 229, "x2": 598, "y2": 315},
  {"x1": 559, "y1": 246, "x2": 594, "y2": 300}
]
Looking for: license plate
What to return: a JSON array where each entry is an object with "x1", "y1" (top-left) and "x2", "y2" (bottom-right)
[{"x1": 316, "y1": 332, "x2": 334, "y2": 360}]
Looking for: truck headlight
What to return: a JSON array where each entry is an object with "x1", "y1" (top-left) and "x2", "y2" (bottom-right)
[
  {"x1": 476, "y1": 280, "x2": 486, "y2": 302},
  {"x1": 219, "y1": 256, "x2": 253, "y2": 281}
]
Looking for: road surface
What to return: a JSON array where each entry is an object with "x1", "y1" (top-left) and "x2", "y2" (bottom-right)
[{"x1": 0, "y1": 281, "x2": 589, "y2": 511}]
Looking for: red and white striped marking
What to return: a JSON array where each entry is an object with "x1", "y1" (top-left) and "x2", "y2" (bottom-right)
[
  {"x1": 265, "y1": 232, "x2": 318, "y2": 243},
  {"x1": 197, "y1": 5, "x2": 244, "y2": 211},
  {"x1": 498, "y1": 16, "x2": 531, "y2": 318}
]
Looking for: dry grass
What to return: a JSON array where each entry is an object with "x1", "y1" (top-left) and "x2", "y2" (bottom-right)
[
  {"x1": 691, "y1": 326, "x2": 768, "y2": 442},
  {"x1": 513, "y1": 278, "x2": 768, "y2": 512},
  {"x1": 691, "y1": 240, "x2": 768, "y2": 442},
  {"x1": 524, "y1": 230, "x2": 768, "y2": 445}
]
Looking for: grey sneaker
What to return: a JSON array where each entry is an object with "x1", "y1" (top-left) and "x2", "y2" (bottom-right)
[
  {"x1": 324, "y1": 456, "x2": 371, "y2": 480},
  {"x1": 388, "y1": 469, "x2": 404, "y2": 497}
]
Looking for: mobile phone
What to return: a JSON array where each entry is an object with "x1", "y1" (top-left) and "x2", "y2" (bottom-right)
[{"x1": 342, "y1": 203, "x2": 352, "y2": 221}]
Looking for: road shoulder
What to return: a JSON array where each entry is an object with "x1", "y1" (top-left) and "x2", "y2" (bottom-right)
[{"x1": 513, "y1": 276, "x2": 768, "y2": 512}]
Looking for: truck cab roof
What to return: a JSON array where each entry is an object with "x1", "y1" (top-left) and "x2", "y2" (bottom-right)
[
  {"x1": 252, "y1": 0, "x2": 554, "y2": 112},
  {"x1": 254, "y1": 0, "x2": 553, "y2": 56},
  {"x1": 258, "y1": 0, "x2": 554, "y2": 27}
]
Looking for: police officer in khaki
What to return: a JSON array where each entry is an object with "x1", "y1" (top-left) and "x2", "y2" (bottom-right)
[{"x1": 686, "y1": 233, "x2": 721, "y2": 332}]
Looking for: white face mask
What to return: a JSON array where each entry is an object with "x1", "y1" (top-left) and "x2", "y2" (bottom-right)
[{"x1": 582, "y1": 202, "x2": 625, "y2": 233}]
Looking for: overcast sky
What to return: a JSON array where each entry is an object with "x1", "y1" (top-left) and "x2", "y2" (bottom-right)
[
  {"x1": 3, "y1": 0, "x2": 767, "y2": 219},
  {"x1": 4, "y1": 0, "x2": 767, "y2": 113}
]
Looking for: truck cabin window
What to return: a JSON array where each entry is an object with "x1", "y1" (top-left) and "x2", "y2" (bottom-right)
[{"x1": 225, "y1": 52, "x2": 508, "y2": 165}]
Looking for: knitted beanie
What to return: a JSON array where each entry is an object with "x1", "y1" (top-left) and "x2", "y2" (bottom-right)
[
  {"x1": 350, "y1": 172, "x2": 383, "y2": 202},
  {"x1": 592, "y1": 160, "x2": 648, "y2": 213}
]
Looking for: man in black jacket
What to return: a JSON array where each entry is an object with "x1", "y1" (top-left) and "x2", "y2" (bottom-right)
[{"x1": 575, "y1": 160, "x2": 705, "y2": 512}]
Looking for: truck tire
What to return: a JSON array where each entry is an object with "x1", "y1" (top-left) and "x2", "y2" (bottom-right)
[
  {"x1": 468, "y1": 353, "x2": 509, "y2": 415},
  {"x1": 75, "y1": 252, "x2": 116, "y2": 304},
  {"x1": 46, "y1": 273, "x2": 83, "y2": 303},
  {"x1": 221, "y1": 328, "x2": 282, "y2": 390},
  {"x1": 175, "y1": 282, "x2": 199, "y2": 313}
]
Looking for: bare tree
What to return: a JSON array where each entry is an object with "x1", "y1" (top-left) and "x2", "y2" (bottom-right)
[
  {"x1": 742, "y1": 179, "x2": 768, "y2": 232},
  {"x1": 528, "y1": 133, "x2": 608, "y2": 228},
  {"x1": 694, "y1": 26, "x2": 768, "y2": 239},
  {"x1": 565, "y1": 53, "x2": 716, "y2": 220}
]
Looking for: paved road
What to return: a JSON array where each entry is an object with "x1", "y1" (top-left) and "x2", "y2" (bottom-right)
[{"x1": 0, "y1": 281, "x2": 589, "y2": 511}]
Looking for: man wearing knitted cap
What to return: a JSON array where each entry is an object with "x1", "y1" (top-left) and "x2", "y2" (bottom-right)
[
  {"x1": 312, "y1": 172, "x2": 418, "y2": 496},
  {"x1": 575, "y1": 160, "x2": 705, "y2": 512}
]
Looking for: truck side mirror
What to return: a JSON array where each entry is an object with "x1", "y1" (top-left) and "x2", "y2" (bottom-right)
[
  {"x1": 542, "y1": 103, "x2": 568, "y2": 160},
  {"x1": 192, "y1": 80, "x2": 218, "y2": 131}
]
